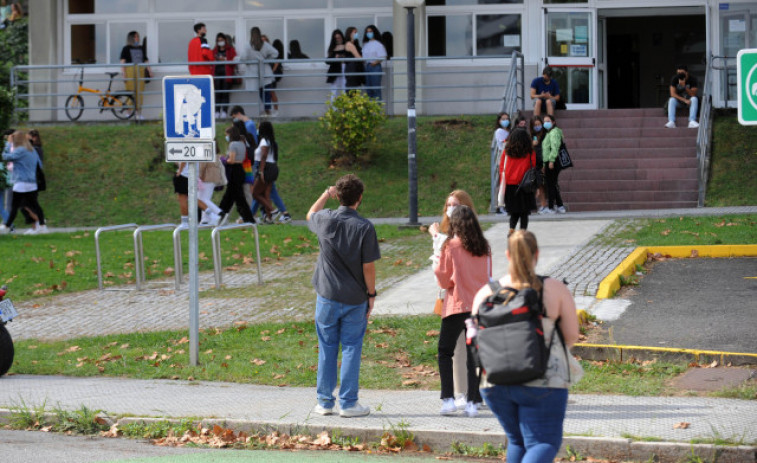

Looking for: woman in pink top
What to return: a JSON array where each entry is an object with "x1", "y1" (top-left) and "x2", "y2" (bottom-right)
[{"x1": 433, "y1": 205, "x2": 491, "y2": 417}]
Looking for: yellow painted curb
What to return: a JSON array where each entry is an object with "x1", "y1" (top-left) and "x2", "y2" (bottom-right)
[
  {"x1": 596, "y1": 245, "x2": 757, "y2": 299},
  {"x1": 574, "y1": 343, "x2": 757, "y2": 364}
]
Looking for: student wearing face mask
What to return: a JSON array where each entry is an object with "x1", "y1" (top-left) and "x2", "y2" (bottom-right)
[
  {"x1": 120, "y1": 31, "x2": 152, "y2": 121},
  {"x1": 541, "y1": 115, "x2": 566, "y2": 214},
  {"x1": 188, "y1": 23, "x2": 214, "y2": 76},
  {"x1": 362, "y1": 25, "x2": 387, "y2": 100},
  {"x1": 217, "y1": 125, "x2": 256, "y2": 225},
  {"x1": 213, "y1": 33, "x2": 237, "y2": 119},
  {"x1": 530, "y1": 115, "x2": 549, "y2": 214},
  {"x1": 494, "y1": 112, "x2": 511, "y2": 214},
  {"x1": 343, "y1": 27, "x2": 364, "y2": 91}
]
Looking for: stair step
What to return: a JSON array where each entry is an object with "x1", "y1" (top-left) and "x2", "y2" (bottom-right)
[
  {"x1": 557, "y1": 118, "x2": 695, "y2": 129},
  {"x1": 560, "y1": 190, "x2": 698, "y2": 203},
  {"x1": 561, "y1": 167, "x2": 698, "y2": 181},
  {"x1": 567, "y1": 147, "x2": 696, "y2": 159},
  {"x1": 557, "y1": 179, "x2": 699, "y2": 192},
  {"x1": 568, "y1": 138, "x2": 697, "y2": 149},
  {"x1": 559, "y1": 159, "x2": 698, "y2": 170},
  {"x1": 561, "y1": 127, "x2": 697, "y2": 139},
  {"x1": 520, "y1": 108, "x2": 665, "y2": 118},
  {"x1": 565, "y1": 201, "x2": 699, "y2": 212}
]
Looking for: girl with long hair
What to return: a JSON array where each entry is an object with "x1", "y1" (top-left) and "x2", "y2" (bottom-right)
[
  {"x1": 362, "y1": 25, "x2": 387, "y2": 100},
  {"x1": 326, "y1": 29, "x2": 348, "y2": 100},
  {"x1": 343, "y1": 26, "x2": 364, "y2": 90},
  {"x1": 433, "y1": 205, "x2": 490, "y2": 418},
  {"x1": 530, "y1": 115, "x2": 549, "y2": 214},
  {"x1": 472, "y1": 230, "x2": 580, "y2": 463},
  {"x1": 502, "y1": 128, "x2": 537, "y2": 236},
  {"x1": 252, "y1": 121, "x2": 277, "y2": 223},
  {"x1": 542, "y1": 114, "x2": 566, "y2": 213},
  {"x1": 218, "y1": 125, "x2": 256, "y2": 225},
  {"x1": 1, "y1": 130, "x2": 46, "y2": 234},
  {"x1": 212, "y1": 32, "x2": 237, "y2": 118}
]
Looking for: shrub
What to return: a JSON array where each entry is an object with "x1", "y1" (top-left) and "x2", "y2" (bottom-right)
[{"x1": 319, "y1": 91, "x2": 386, "y2": 164}]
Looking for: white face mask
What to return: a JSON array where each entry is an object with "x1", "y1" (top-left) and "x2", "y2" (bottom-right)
[
  {"x1": 446, "y1": 205, "x2": 456, "y2": 218},
  {"x1": 218, "y1": 41, "x2": 226, "y2": 47},
  {"x1": 225, "y1": 135, "x2": 230, "y2": 142}
]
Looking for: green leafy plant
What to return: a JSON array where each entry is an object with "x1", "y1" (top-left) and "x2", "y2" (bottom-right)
[
  {"x1": 319, "y1": 91, "x2": 386, "y2": 164},
  {"x1": 387, "y1": 419, "x2": 414, "y2": 448},
  {"x1": 450, "y1": 441, "x2": 506, "y2": 457},
  {"x1": 8, "y1": 398, "x2": 48, "y2": 429},
  {"x1": 52, "y1": 404, "x2": 110, "y2": 434},
  {"x1": 120, "y1": 418, "x2": 198, "y2": 439},
  {"x1": 565, "y1": 444, "x2": 584, "y2": 461},
  {"x1": 330, "y1": 428, "x2": 361, "y2": 447}
]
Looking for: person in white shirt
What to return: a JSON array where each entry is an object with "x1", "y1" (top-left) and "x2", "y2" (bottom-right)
[{"x1": 361, "y1": 25, "x2": 387, "y2": 101}]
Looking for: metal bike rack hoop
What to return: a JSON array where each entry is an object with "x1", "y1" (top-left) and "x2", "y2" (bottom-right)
[
  {"x1": 132, "y1": 224, "x2": 177, "y2": 291},
  {"x1": 95, "y1": 223, "x2": 138, "y2": 290},
  {"x1": 211, "y1": 222, "x2": 263, "y2": 289},
  {"x1": 172, "y1": 222, "x2": 217, "y2": 290}
]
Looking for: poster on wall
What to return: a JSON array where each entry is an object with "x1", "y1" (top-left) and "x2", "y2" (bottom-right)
[{"x1": 574, "y1": 26, "x2": 588, "y2": 43}]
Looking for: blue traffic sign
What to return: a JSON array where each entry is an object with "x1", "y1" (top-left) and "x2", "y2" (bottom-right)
[{"x1": 162, "y1": 75, "x2": 215, "y2": 140}]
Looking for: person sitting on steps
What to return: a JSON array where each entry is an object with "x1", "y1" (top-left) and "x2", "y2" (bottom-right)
[
  {"x1": 665, "y1": 64, "x2": 699, "y2": 129},
  {"x1": 530, "y1": 66, "x2": 561, "y2": 117}
]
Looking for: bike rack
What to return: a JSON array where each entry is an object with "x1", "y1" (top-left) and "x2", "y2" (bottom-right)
[
  {"x1": 211, "y1": 222, "x2": 263, "y2": 289},
  {"x1": 172, "y1": 222, "x2": 216, "y2": 290},
  {"x1": 133, "y1": 224, "x2": 178, "y2": 291},
  {"x1": 95, "y1": 223, "x2": 139, "y2": 290}
]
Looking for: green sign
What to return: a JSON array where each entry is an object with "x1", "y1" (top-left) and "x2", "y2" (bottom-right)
[{"x1": 737, "y1": 48, "x2": 757, "y2": 125}]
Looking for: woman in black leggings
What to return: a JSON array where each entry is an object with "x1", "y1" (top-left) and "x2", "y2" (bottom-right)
[
  {"x1": 218, "y1": 126, "x2": 255, "y2": 225},
  {"x1": 502, "y1": 128, "x2": 537, "y2": 237}
]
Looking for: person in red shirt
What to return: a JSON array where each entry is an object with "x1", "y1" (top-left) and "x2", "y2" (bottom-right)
[
  {"x1": 503, "y1": 128, "x2": 537, "y2": 237},
  {"x1": 188, "y1": 23, "x2": 213, "y2": 76}
]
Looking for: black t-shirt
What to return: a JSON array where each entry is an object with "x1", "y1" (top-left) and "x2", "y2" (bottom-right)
[
  {"x1": 120, "y1": 45, "x2": 146, "y2": 64},
  {"x1": 214, "y1": 48, "x2": 227, "y2": 76},
  {"x1": 670, "y1": 74, "x2": 698, "y2": 98}
]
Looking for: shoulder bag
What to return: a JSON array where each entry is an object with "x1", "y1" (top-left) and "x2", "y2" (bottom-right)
[
  {"x1": 557, "y1": 140, "x2": 573, "y2": 169},
  {"x1": 516, "y1": 152, "x2": 542, "y2": 195}
]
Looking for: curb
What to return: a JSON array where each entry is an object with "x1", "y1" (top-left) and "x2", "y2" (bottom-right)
[
  {"x1": 1, "y1": 410, "x2": 755, "y2": 462},
  {"x1": 596, "y1": 245, "x2": 757, "y2": 299},
  {"x1": 573, "y1": 343, "x2": 757, "y2": 366}
]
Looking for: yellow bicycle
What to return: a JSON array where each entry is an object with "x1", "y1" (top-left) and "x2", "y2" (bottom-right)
[{"x1": 64, "y1": 67, "x2": 136, "y2": 121}]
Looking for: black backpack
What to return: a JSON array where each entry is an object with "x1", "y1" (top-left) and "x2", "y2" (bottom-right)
[{"x1": 472, "y1": 277, "x2": 556, "y2": 385}]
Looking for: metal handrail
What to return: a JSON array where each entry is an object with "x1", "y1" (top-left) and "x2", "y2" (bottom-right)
[
  {"x1": 696, "y1": 56, "x2": 714, "y2": 208},
  {"x1": 211, "y1": 222, "x2": 262, "y2": 289},
  {"x1": 172, "y1": 222, "x2": 216, "y2": 290},
  {"x1": 94, "y1": 223, "x2": 138, "y2": 290},
  {"x1": 132, "y1": 224, "x2": 177, "y2": 291}
]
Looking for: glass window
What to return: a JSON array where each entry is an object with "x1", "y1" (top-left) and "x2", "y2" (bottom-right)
[
  {"x1": 547, "y1": 12, "x2": 591, "y2": 57},
  {"x1": 71, "y1": 24, "x2": 106, "y2": 64},
  {"x1": 157, "y1": 20, "x2": 194, "y2": 63},
  {"x1": 286, "y1": 18, "x2": 325, "y2": 59},
  {"x1": 543, "y1": 0, "x2": 586, "y2": 4},
  {"x1": 244, "y1": 19, "x2": 285, "y2": 52},
  {"x1": 426, "y1": 0, "x2": 522, "y2": 5},
  {"x1": 243, "y1": 0, "x2": 327, "y2": 9},
  {"x1": 336, "y1": 17, "x2": 375, "y2": 40},
  {"x1": 69, "y1": 0, "x2": 149, "y2": 14},
  {"x1": 334, "y1": 0, "x2": 392, "y2": 7},
  {"x1": 201, "y1": 20, "x2": 236, "y2": 48},
  {"x1": 109, "y1": 23, "x2": 147, "y2": 64},
  {"x1": 428, "y1": 15, "x2": 472, "y2": 57},
  {"x1": 155, "y1": 0, "x2": 238, "y2": 13},
  {"x1": 477, "y1": 14, "x2": 520, "y2": 56},
  {"x1": 377, "y1": 16, "x2": 393, "y2": 36}
]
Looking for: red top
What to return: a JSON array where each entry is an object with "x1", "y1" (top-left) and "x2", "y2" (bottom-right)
[
  {"x1": 434, "y1": 237, "x2": 491, "y2": 318},
  {"x1": 188, "y1": 37, "x2": 214, "y2": 75},
  {"x1": 504, "y1": 150, "x2": 537, "y2": 186},
  {"x1": 213, "y1": 45, "x2": 238, "y2": 83}
]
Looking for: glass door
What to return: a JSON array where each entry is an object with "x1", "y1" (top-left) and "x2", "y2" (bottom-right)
[
  {"x1": 721, "y1": 11, "x2": 755, "y2": 105},
  {"x1": 543, "y1": 8, "x2": 596, "y2": 109}
]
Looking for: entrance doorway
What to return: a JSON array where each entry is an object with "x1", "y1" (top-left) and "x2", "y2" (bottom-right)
[{"x1": 604, "y1": 14, "x2": 706, "y2": 109}]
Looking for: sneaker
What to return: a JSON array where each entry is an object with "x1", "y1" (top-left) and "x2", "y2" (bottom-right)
[
  {"x1": 220, "y1": 110, "x2": 227, "y2": 119},
  {"x1": 688, "y1": 120, "x2": 700, "y2": 129},
  {"x1": 555, "y1": 205, "x2": 567, "y2": 214},
  {"x1": 278, "y1": 213, "x2": 292, "y2": 224},
  {"x1": 263, "y1": 215, "x2": 274, "y2": 225},
  {"x1": 339, "y1": 402, "x2": 370, "y2": 418},
  {"x1": 215, "y1": 111, "x2": 220, "y2": 119},
  {"x1": 496, "y1": 206, "x2": 506, "y2": 215},
  {"x1": 218, "y1": 212, "x2": 229, "y2": 227},
  {"x1": 37, "y1": 224, "x2": 49, "y2": 234},
  {"x1": 270, "y1": 208, "x2": 280, "y2": 219},
  {"x1": 313, "y1": 404, "x2": 334, "y2": 416},
  {"x1": 0, "y1": 224, "x2": 9, "y2": 234},
  {"x1": 537, "y1": 206, "x2": 549, "y2": 215},
  {"x1": 463, "y1": 402, "x2": 479, "y2": 418},
  {"x1": 270, "y1": 109, "x2": 279, "y2": 117},
  {"x1": 454, "y1": 394, "x2": 467, "y2": 410},
  {"x1": 24, "y1": 227, "x2": 38, "y2": 235},
  {"x1": 664, "y1": 121, "x2": 676, "y2": 129},
  {"x1": 440, "y1": 398, "x2": 457, "y2": 416},
  {"x1": 544, "y1": 207, "x2": 556, "y2": 214}
]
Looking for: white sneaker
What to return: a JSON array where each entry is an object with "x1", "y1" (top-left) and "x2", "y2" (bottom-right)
[
  {"x1": 278, "y1": 213, "x2": 292, "y2": 224},
  {"x1": 440, "y1": 398, "x2": 457, "y2": 416},
  {"x1": 664, "y1": 121, "x2": 676, "y2": 129},
  {"x1": 0, "y1": 224, "x2": 10, "y2": 234},
  {"x1": 544, "y1": 207, "x2": 556, "y2": 214},
  {"x1": 24, "y1": 227, "x2": 38, "y2": 235},
  {"x1": 339, "y1": 402, "x2": 370, "y2": 418},
  {"x1": 270, "y1": 109, "x2": 279, "y2": 117},
  {"x1": 313, "y1": 404, "x2": 334, "y2": 416},
  {"x1": 454, "y1": 394, "x2": 467, "y2": 410},
  {"x1": 556, "y1": 206, "x2": 567, "y2": 214},
  {"x1": 220, "y1": 110, "x2": 227, "y2": 119},
  {"x1": 537, "y1": 206, "x2": 548, "y2": 215},
  {"x1": 464, "y1": 402, "x2": 479, "y2": 418},
  {"x1": 37, "y1": 224, "x2": 49, "y2": 234},
  {"x1": 688, "y1": 120, "x2": 699, "y2": 128},
  {"x1": 215, "y1": 111, "x2": 220, "y2": 119}
]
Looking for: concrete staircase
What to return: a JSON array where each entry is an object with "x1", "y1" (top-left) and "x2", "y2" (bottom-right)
[{"x1": 533, "y1": 108, "x2": 699, "y2": 212}]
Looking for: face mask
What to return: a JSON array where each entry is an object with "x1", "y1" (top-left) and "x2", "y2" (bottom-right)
[
  {"x1": 133, "y1": 39, "x2": 140, "y2": 46},
  {"x1": 533, "y1": 125, "x2": 542, "y2": 132},
  {"x1": 232, "y1": 118, "x2": 239, "y2": 123},
  {"x1": 543, "y1": 122, "x2": 553, "y2": 130},
  {"x1": 500, "y1": 120, "x2": 510, "y2": 129},
  {"x1": 446, "y1": 205, "x2": 456, "y2": 218},
  {"x1": 677, "y1": 72, "x2": 686, "y2": 80},
  {"x1": 225, "y1": 135, "x2": 230, "y2": 142},
  {"x1": 352, "y1": 32, "x2": 359, "y2": 41},
  {"x1": 366, "y1": 32, "x2": 374, "y2": 40},
  {"x1": 218, "y1": 41, "x2": 225, "y2": 47}
]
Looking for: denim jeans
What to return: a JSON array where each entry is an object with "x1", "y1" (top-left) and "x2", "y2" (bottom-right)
[
  {"x1": 668, "y1": 96, "x2": 698, "y2": 122},
  {"x1": 259, "y1": 83, "x2": 275, "y2": 112},
  {"x1": 482, "y1": 385, "x2": 568, "y2": 463},
  {"x1": 364, "y1": 63, "x2": 382, "y2": 100},
  {"x1": 0, "y1": 189, "x2": 8, "y2": 222},
  {"x1": 315, "y1": 293, "x2": 368, "y2": 409}
]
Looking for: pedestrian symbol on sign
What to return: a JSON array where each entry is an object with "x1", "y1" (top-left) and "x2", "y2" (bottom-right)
[
  {"x1": 173, "y1": 84, "x2": 206, "y2": 137},
  {"x1": 162, "y1": 75, "x2": 215, "y2": 139}
]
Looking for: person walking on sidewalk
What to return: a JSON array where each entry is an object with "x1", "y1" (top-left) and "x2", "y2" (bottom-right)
[
  {"x1": 307, "y1": 174, "x2": 381, "y2": 418},
  {"x1": 0, "y1": 130, "x2": 46, "y2": 234},
  {"x1": 472, "y1": 230, "x2": 580, "y2": 463},
  {"x1": 501, "y1": 128, "x2": 537, "y2": 236}
]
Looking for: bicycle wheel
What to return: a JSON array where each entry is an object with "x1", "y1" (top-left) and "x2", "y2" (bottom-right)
[
  {"x1": 64, "y1": 94, "x2": 84, "y2": 121},
  {"x1": 112, "y1": 94, "x2": 136, "y2": 120}
]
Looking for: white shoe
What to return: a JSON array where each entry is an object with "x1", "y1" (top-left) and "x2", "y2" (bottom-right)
[
  {"x1": 0, "y1": 224, "x2": 10, "y2": 234},
  {"x1": 24, "y1": 227, "x2": 38, "y2": 235},
  {"x1": 278, "y1": 213, "x2": 292, "y2": 224},
  {"x1": 463, "y1": 402, "x2": 479, "y2": 418},
  {"x1": 37, "y1": 224, "x2": 49, "y2": 234},
  {"x1": 688, "y1": 120, "x2": 699, "y2": 128},
  {"x1": 537, "y1": 206, "x2": 548, "y2": 215},
  {"x1": 544, "y1": 207, "x2": 556, "y2": 214},
  {"x1": 313, "y1": 404, "x2": 334, "y2": 416},
  {"x1": 215, "y1": 111, "x2": 220, "y2": 119},
  {"x1": 220, "y1": 110, "x2": 227, "y2": 119},
  {"x1": 665, "y1": 121, "x2": 676, "y2": 129},
  {"x1": 454, "y1": 394, "x2": 467, "y2": 410},
  {"x1": 270, "y1": 110, "x2": 279, "y2": 117},
  {"x1": 339, "y1": 402, "x2": 370, "y2": 418},
  {"x1": 556, "y1": 206, "x2": 567, "y2": 214},
  {"x1": 440, "y1": 398, "x2": 457, "y2": 416}
]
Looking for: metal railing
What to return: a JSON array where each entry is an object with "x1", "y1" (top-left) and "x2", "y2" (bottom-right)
[
  {"x1": 11, "y1": 55, "x2": 520, "y2": 122},
  {"x1": 172, "y1": 222, "x2": 216, "y2": 290},
  {"x1": 711, "y1": 55, "x2": 736, "y2": 107},
  {"x1": 95, "y1": 223, "x2": 139, "y2": 290},
  {"x1": 132, "y1": 224, "x2": 177, "y2": 291},
  {"x1": 696, "y1": 57, "x2": 715, "y2": 208},
  {"x1": 211, "y1": 222, "x2": 262, "y2": 289}
]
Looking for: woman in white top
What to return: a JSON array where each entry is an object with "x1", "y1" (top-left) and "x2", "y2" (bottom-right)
[
  {"x1": 236, "y1": 27, "x2": 279, "y2": 116},
  {"x1": 471, "y1": 230, "x2": 580, "y2": 463},
  {"x1": 251, "y1": 121, "x2": 278, "y2": 224},
  {"x1": 361, "y1": 25, "x2": 387, "y2": 100}
]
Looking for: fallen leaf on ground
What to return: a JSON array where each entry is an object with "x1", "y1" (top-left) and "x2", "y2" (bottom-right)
[{"x1": 673, "y1": 422, "x2": 690, "y2": 429}]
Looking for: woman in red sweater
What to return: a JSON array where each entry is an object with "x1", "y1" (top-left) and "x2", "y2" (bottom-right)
[
  {"x1": 433, "y1": 205, "x2": 491, "y2": 417},
  {"x1": 503, "y1": 128, "x2": 537, "y2": 237}
]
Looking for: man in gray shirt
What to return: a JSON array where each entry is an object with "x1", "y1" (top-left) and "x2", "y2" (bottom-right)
[{"x1": 306, "y1": 174, "x2": 380, "y2": 418}]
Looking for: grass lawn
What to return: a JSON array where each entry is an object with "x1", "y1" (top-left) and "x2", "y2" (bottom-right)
[{"x1": 707, "y1": 113, "x2": 757, "y2": 207}]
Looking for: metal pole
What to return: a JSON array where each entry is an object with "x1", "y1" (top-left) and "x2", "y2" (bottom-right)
[
  {"x1": 188, "y1": 163, "x2": 200, "y2": 366},
  {"x1": 406, "y1": 6, "x2": 420, "y2": 226}
]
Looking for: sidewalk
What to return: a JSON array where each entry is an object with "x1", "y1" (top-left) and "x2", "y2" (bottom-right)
[{"x1": 0, "y1": 375, "x2": 754, "y2": 462}]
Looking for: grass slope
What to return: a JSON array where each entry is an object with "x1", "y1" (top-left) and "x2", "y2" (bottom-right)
[{"x1": 707, "y1": 113, "x2": 757, "y2": 206}]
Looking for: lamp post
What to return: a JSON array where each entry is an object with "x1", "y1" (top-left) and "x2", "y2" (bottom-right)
[{"x1": 397, "y1": 0, "x2": 424, "y2": 226}]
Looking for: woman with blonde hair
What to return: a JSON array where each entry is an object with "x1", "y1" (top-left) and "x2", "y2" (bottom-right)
[
  {"x1": 472, "y1": 230, "x2": 580, "y2": 462},
  {"x1": 1, "y1": 130, "x2": 46, "y2": 234}
]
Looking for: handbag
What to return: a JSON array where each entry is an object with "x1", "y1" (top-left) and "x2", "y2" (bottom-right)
[
  {"x1": 36, "y1": 163, "x2": 46, "y2": 192},
  {"x1": 516, "y1": 152, "x2": 542, "y2": 194},
  {"x1": 557, "y1": 141, "x2": 573, "y2": 169},
  {"x1": 433, "y1": 297, "x2": 443, "y2": 316}
]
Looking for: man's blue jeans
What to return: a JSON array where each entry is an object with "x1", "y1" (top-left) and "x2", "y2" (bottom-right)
[
  {"x1": 481, "y1": 385, "x2": 568, "y2": 463},
  {"x1": 668, "y1": 96, "x2": 698, "y2": 122},
  {"x1": 315, "y1": 294, "x2": 368, "y2": 409}
]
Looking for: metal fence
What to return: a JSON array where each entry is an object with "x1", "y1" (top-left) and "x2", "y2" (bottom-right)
[
  {"x1": 696, "y1": 56, "x2": 715, "y2": 208},
  {"x1": 11, "y1": 55, "x2": 523, "y2": 123}
]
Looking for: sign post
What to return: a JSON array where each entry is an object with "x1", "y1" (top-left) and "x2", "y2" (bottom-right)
[
  {"x1": 162, "y1": 75, "x2": 215, "y2": 367},
  {"x1": 737, "y1": 48, "x2": 757, "y2": 125}
]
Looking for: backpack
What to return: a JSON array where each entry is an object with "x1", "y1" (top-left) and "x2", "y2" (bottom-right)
[{"x1": 472, "y1": 277, "x2": 555, "y2": 385}]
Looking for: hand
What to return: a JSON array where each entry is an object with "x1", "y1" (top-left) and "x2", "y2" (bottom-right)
[
  {"x1": 366, "y1": 297, "x2": 374, "y2": 319},
  {"x1": 326, "y1": 186, "x2": 337, "y2": 199},
  {"x1": 429, "y1": 222, "x2": 439, "y2": 237},
  {"x1": 549, "y1": 162, "x2": 554, "y2": 169}
]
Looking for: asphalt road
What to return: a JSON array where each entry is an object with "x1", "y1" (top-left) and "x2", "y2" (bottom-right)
[{"x1": 602, "y1": 257, "x2": 757, "y2": 352}]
